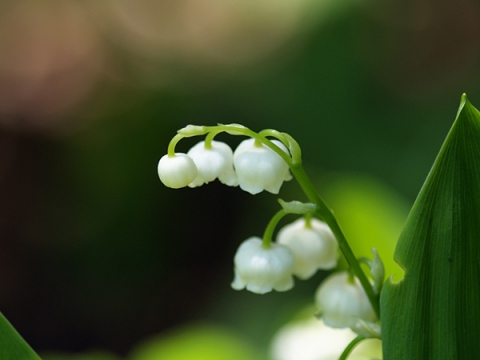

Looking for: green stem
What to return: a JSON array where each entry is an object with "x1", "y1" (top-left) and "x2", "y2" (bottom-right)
[
  {"x1": 304, "y1": 212, "x2": 313, "y2": 228},
  {"x1": 204, "y1": 129, "x2": 223, "y2": 149},
  {"x1": 215, "y1": 125, "x2": 294, "y2": 167},
  {"x1": 290, "y1": 164, "x2": 380, "y2": 319},
  {"x1": 339, "y1": 335, "x2": 366, "y2": 360},
  {"x1": 167, "y1": 134, "x2": 184, "y2": 157},
  {"x1": 173, "y1": 123, "x2": 296, "y2": 166},
  {"x1": 262, "y1": 209, "x2": 287, "y2": 248},
  {"x1": 259, "y1": 129, "x2": 302, "y2": 165}
]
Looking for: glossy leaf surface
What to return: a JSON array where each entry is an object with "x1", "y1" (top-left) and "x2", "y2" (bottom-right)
[{"x1": 381, "y1": 95, "x2": 480, "y2": 359}]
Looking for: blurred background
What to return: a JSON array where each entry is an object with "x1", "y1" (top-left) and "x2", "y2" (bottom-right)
[{"x1": 1, "y1": 0, "x2": 479, "y2": 359}]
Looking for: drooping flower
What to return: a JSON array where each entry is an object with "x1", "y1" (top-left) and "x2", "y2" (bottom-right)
[
  {"x1": 233, "y1": 138, "x2": 292, "y2": 195},
  {"x1": 315, "y1": 272, "x2": 377, "y2": 331},
  {"x1": 157, "y1": 153, "x2": 197, "y2": 189},
  {"x1": 277, "y1": 218, "x2": 338, "y2": 279},
  {"x1": 187, "y1": 140, "x2": 237, "y2": 187},
  {"x1": 231, "y1": 237, "x2": 295, "y2": 294},
  {"x1": 269, "y1": 317, "x2": 382, "y2": 360}
]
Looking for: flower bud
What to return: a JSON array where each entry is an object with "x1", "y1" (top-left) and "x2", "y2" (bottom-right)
[
  {"x1": 157, "y1": 153, "x2": 197, "y2": 189},
  {"x1": 187, "y1": 140, "x2": 237, "y2": 187},
  {"x1": 231, "y1": 237, "x2": 295, "y2": 294},
  {"x1": 277, "y1": 218, "x2": 338, "y2": 279},
  {"x1": 315, "y1": 272, "x2": 377, "y2": 330},
  {"x1": 233, "y1": 138, "x2": 292, "y2": 195}
]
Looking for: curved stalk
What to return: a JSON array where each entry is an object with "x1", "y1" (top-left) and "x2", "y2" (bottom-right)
[
  {"x1": 339, "y1": 335, "x2": 366, "y2": 360},
  {"x1": 262, "y1": 209, "x2": 287, "y2": 248},
  {"x1": 290, "y1": 164, "x2": 380, "y2": 319}
]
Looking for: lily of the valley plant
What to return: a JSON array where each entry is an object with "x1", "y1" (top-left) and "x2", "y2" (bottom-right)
[
  {"x1": 157, "y1": 95, "x2": 480, "y2": 360},
  {"x1": 0, "y1": 96, "x2": 477, "y2": 360},
  {"x1": 158, "y1": 123, "x2": 383, "y2": 357}
]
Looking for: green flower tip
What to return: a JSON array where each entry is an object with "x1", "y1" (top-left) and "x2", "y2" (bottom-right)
[
  {"x1": 177, "y1": 125, "x2": 208, "y2": 136},
  {"x1": 219, "y1": 123, "x2": 248, "y2": 135},
  {"x1": 278, "y1": 199, "x2": 316, "y2": 215}
]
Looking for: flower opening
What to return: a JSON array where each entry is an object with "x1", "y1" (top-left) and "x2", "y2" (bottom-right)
[
  {"x1": 231, "y1": 237, "x2": 295, "y2": 294},
  {"x1": 187, "y1": 140, "x2": 237, "y2": 187},
  {"x1": 277, "y1": 217, "x2": 338, "y2": 279},
  {"x1": 315, "y1": 272, "x2": 377, "y2": 331},
  {"x1": 233, "y1": 138, "x2": 292, "y2": 195}
]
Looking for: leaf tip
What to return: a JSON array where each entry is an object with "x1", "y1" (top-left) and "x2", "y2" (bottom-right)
[
  {"x1": 455, "y1": 93, "x2": 480, "y2": 123},
  {"x1": 457, "y1": 93, "x2": 469, "y2": 116}
]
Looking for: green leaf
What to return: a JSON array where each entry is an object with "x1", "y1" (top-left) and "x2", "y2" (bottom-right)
[
  {"x1": 380, "y1": 94, "x2": 480, "y2": 359},
  {"x1": 0, "y1": 312, "x2": 42, "y2": 360}
]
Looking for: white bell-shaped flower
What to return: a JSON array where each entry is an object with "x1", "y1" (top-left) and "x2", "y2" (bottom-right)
[
  {"x1": 231, "y1": 237, "x2": 295, "y2": 294},
  {"x1": 277, "y1": 218, "x2": 338, "y2": 279},
  {"x1": 233, "y1": 138, "x2": 292, "y2": 195},
  {"x1": 269, "y1": 318, "x2": 382, "y2": 360},
  {"x1": 187, "y1": 140, "x2": 237, "y2": 187},
  {"x1": 157, "y1": 153, "x2": 197, "y2": 189},
  {"x1": 315, "y1": 272, "x2": 377, "y2": 330}
]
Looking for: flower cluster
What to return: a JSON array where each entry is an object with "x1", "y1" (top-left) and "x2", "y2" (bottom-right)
[
  {"x1": 158, "y1": 124, "x2": 382, "y2": 341},
  {"x1": 231, "y1": 217, "x2": 339, "y2": 294},
  {"x1": 158, "y1": 137, "x2": 291, "y2": 195}
]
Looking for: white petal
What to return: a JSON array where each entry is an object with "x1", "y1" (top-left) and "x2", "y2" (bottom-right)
[
  {"x1": 187, "y1": 140, "x2": 237, "y2": 187},
  {"x1": 277, "y1": 218, "x2": 338, "y2": 279},
  {"x1": 231, "y1": 273, "x2": 246, "y2": 290},
  {"x1": 231, "y1": 237, "x2": 295, "y2": 294},
  {"x1": 315, "y1": 272, "x2": 377, "y2": 330},
  {"x1": 233, "y1": 138, "x2": 291, "y2": 195},
  {"x1": 157, "y1": 153, "x2": 197, "y2": 189},
  {"x1": 270, "y1": 318, "x2": 382, "y2": 360}
]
